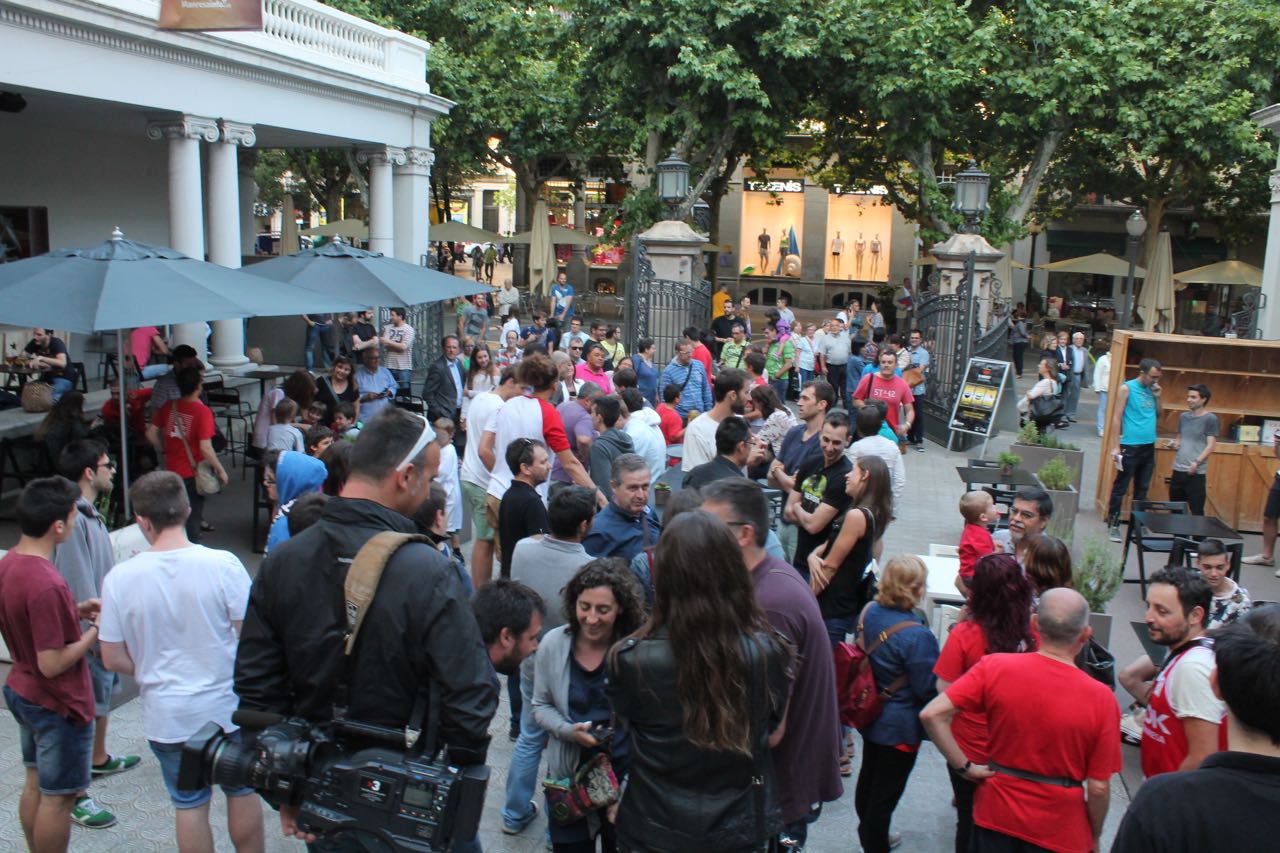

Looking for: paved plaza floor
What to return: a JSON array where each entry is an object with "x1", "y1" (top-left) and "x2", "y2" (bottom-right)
[{"x1": 2, "y1": 370, "x2": 1277, "y2": 851}]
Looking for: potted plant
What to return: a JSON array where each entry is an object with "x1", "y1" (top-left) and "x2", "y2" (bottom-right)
[
  {"x1": 1013, "y1": 422, "x2": 1084, "y2": 492},
  {"x1": 1075, "y1": 536, "x2": 1124, "y2": 646},
  {"x1": 1037, "y1": 456, "x2": 1079, "y2": 545},
  {"x1": 654, "y1": 481, "x2": 671, "y2": 509},
  {"x1": 997, "y1": 451, "x2": 1022, "y2": 477}
]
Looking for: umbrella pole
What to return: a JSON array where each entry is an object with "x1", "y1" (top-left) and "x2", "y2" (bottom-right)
[{"x1": 117, "y1": 329, "x2": 130, "y2": 520}]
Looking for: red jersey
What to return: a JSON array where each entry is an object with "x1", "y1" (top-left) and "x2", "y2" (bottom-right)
[
  {"x1": 1140, "y1": 640, "x2": 1228, "y2": 778},
  {"x1": 853, "y1": 373, "x2": 914, "y2": 431},
  {"x1": 153, "y1": 399, "x2": 215, "y2": 479},
  {"x1": 656, "y1": 403, "x2": 684, "y2": 445},
  {"x1": 958, "y1": 522, "x2": 995, "y2": 580},
  {"x1": 691, "y1": 343, "x2": 713, "y2": 379},
  {"x1": 947, "y1": 653, "x2": 1121, "y2": 853},
  {"x1": 0, "y1": 552, "x2": 95, "y2": 725},
  {"x1": 935, "y1": 621, "x2": 1040, "y2": 763}
]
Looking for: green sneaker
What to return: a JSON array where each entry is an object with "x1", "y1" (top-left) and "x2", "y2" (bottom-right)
[
  {"x1": 71, "y1": 796, "x2": 117, "y2": 829},
  {"x1": 91, "y1": 754, "x2": 141, "y2": 777}
]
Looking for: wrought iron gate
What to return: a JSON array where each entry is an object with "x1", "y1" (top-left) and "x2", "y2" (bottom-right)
[
  {"x1": 624, "y1": 238, "x2": 711, "y2": 360},
  {"x1": 916, "y1": 253, "x2": 1011, "y2": 447}
]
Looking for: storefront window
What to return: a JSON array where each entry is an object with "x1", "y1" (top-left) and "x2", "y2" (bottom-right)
[
  {"x1": 825, "y1": 190, "x2": 892, "y2": 282},
  {"x1": 739, "y1": 177, "x2": 805, "y2": 277}
]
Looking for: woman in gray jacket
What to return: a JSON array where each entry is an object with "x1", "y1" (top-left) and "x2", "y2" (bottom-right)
[{"x1": 533, "y1": 558, "x2": 647, "y2": 852}]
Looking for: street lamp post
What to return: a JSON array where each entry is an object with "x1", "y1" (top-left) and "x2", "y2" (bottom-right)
[
  {"x1": 1121, "y1": 209, "x2": 1148, "y2": 330},
  {"x1": 952, "y1": 160, "x2": 990, "y2": 234},
  {"x1": 655, "y1": 151, "x2": 690, "y2": 219}
]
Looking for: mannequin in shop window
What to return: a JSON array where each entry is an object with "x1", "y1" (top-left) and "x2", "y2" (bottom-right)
[
  {"x1": 870, "y1": 234, "x2": 882, "y2": 278},
  {"x1": 831, "y1": 232, "x2": 844, "y2": 276},
  {"x1": 757, "y1": 228, "x2": 771, "y2": 274},
  {"x1": 774, "y1": 229, "x2": 788, "y2": 276},
  {"x1": 855, "y1": 233, "x2": 866, "y2": 277}
]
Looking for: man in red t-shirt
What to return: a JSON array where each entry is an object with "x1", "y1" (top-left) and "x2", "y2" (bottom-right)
[
  {"x1": 685, "y1": 325, "x2": 714, "y2": 379},
  {"x1": 853, "y1": 350, "x2": 915, "y2": 439},
  {"x1": 146, "y1": 366, "x2": 228, "y2": 543},
  {"x1": 922, "y1": 588, "x2": 1121, "y2": 853},
  {"x1": 0, "y1": 477, "x2": 102, "y2": 852}
]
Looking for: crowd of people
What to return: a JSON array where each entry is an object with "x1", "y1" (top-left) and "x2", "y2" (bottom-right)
[{"x1": 3, "y1": 290, "x2": 1280, "y2": 853}]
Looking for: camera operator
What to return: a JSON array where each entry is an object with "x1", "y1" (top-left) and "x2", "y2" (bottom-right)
[{"x1": 235, "y1": 408, "x2": 497, "y2": 849}]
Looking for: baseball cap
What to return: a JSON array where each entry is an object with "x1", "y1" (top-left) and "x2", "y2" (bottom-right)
[{"x1": 836, "y1": 312, "x2": 848, "y2": 324}]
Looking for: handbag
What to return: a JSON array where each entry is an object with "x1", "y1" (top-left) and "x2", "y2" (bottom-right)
[
  {"x1": 1029, "y1": 392, "x2": 1065, "y2": 422},
  {"x1": 20, "y1": 381, "x2": 53, "y2": 413},
  {"x1": 543, "y1": 751, "x2": 620, "y2": 826},
  {"x1": 832, "y1": 605, "x2": 923, "y2": 729},
  {"x1": 1075, "y1": 636, "x2": 1116, "y2": 688},
  {"x1": 171, "y1": 402, "x2": 223, "y2": 496}
]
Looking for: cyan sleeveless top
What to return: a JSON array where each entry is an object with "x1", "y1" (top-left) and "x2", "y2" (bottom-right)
[{"x1": 1122, "y1": 377, "x2": 1157, "y2": 445}]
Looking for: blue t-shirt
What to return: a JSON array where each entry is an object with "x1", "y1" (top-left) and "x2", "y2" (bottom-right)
[
  {"x1": 551, "y1": 283, "x2": 575, "y2": 320},
  {"x1": 1122, "y1": 377, "x2": 1158, "y2": 445}
]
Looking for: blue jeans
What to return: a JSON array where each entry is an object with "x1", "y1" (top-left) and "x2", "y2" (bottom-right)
[
  {"x1": 1063, "y1": 374, "x2": 1082, "y2": 418},
  {"x1": 1096, "y1": 391, "x2": 1107, "y2": 434},
  {"x1": 4, "y1": 685, "x2": 93, "y2": 796},
  {"x1": 150, "y1": 738, "x2": 254, "y2": 809},
  {"x1": 49, "y1": 377, "x2": 73, "y2": 403},
  {"x1": 772, "y1": 377, "x2": 790, "y2": 403},
  {"x1": 388, "y1": 368, "x2": 412, "y2": 391},
  {"x1": 799, "y1": 368, "x2": 814, "y2": 387},
  {"x1": 502, "y1": 659, "x2": 548, "y2": 831},
  {"x1": 825, "y1": 613, "x2": 858, "y2": 648},
  {"x1": 305, "y1": 323, "x2": 333, "y2": 370}
]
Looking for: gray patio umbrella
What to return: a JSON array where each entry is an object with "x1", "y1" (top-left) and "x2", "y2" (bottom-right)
[
  {"x1": 429, "y1": 220, "x2": 504, "y2": 244},
  {"x1": 242, "y1": 240, "x2": 493, "y2": 304},
  {"x1": 0, "y1": 227, "x2": 367, "y2": 514}
]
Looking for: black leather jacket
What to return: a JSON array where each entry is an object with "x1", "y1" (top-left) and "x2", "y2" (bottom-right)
[
  {"x1": 605, "y1": 629, "x2": 791, "y2": 852},
  {"x1": 235, "y1": 497, "x2": 497, "y2": 766}
]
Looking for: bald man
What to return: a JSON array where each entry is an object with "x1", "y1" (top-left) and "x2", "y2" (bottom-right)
[{"x1": 921, "y1": 589, "x2": 1122, "y2": 853}]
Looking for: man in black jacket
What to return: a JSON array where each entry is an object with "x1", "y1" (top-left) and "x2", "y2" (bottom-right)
[
  {"x1": 422, "y1": 335, "x2": 466, "y2": 452},
  {"x1": 235, "y1": 407, "x2": 497, "y2": 847}
]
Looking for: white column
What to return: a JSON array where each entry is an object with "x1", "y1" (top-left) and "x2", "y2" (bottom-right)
[
  {"x1": 358, "y1": 146, "x2": 405, "y2": 257},
  {"x1": 394, "y1": 148, "x2": 434, "y2": 266},
  {"x1": 207, "y1": 121, "x2": 256, "y2": 369},
  {"x1": 147, "y1": 116, "x2": 219, "y2": 362}
]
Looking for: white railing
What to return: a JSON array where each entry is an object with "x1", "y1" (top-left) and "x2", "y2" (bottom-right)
[{"x1": 261, "y1": 0, "x2": 386, "y2": 70}]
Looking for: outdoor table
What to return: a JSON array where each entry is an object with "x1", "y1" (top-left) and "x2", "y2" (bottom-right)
[
  {"x1": 0, "y1": 364, "x2": 39, "y2": 389},
  {"x1": 919, "y1": 553, "x2": 966, "y2": 640},
  {"x1": 1124, "y1": 511, "x2": 1241, "y2": 596},
  {"x1": 246, "y1": 367, "x2": 295, "y2": 398},
  {"x1": 955, "y1": 466, "x2": 1039, "y2": 489}
]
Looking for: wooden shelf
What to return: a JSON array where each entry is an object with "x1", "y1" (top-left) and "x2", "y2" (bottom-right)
[
  {"x1": 1138, "y1": 367, "x2": 1277, "y2": 379},
  {"x1": 1159, "y1": 403, "x2": 1277, "y2": 417}
]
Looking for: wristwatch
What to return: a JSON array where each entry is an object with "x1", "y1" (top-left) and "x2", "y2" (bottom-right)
[{"x1": 953, "y1": 760, "x2": 972, "y2": 774}]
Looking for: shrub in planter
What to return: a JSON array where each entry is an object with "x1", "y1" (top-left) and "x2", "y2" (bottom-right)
[
  {"x1": 1037, "y1": 457, "x2": 1079, "y2": 545},
  {"x1": 1037, "y1": 457, "x2": 1073, "y2": 491},
  {"x1": 1015, "y1": 422, "x2": 1084, "y2": 492},
  {"x1": 997, "y1": 451, "x2": 1022, "y2": 475},
  {"x1": 1076, "y1": 536, "x2": 1124, "y2": 646}
]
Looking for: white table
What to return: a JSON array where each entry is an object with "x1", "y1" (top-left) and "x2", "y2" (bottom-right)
[{"x1": 919, "y1": 554, "x2": 966, "y2": 640}]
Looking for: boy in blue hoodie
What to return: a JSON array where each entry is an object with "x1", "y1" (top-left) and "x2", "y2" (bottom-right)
[{"x1": 265, "y1": 451, "x2": 327, "y2": 552}]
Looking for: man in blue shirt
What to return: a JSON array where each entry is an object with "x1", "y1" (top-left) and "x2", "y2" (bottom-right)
[
  {"x1": 906, "y1": 329, "x2": 930, "y2": 452},
  {"x1": 582, "y1": 454, "x2": 660, "y2": 561},
  {"x1": 520, "y1": 311, "x2": 556, "y2": 350},
  {"x1": 657, "y1": 341, "x2": 712, "y2": 419},
  {"x1": 1107, "y1": 358, "x2": 1162, "y2": 541},
  {"x1": 355, "y1": 347, "x2": 399, "y2": 421},
  {"x1": 549, "y1": 271, "x2": 574, "y2": 332}
]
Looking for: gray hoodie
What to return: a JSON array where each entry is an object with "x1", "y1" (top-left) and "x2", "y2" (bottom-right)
[
  {"x1": 588, "y1": 428, "x2": 634, "y2": 499},
  {"x1": 52, "y1": 496, "x2": 114, "y2": 615}
]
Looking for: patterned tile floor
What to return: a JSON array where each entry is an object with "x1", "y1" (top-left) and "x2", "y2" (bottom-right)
[{"x1": 4, "y1": 371, "x2": 1277, "y2": 851}]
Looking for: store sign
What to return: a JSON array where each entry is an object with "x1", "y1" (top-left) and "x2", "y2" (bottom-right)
[
  {"x1": 948, "y1": 357, "x2": 1012, "y2": 438},
  {"x1": 745, "y1": 179, "x2": 804, "y2": 193},
  {"x1": 158, "y1": 0, "x2": 263, "y2": 31},
  {"x1": 830, "y1": 184, "x2": 889, "y2": 196}
]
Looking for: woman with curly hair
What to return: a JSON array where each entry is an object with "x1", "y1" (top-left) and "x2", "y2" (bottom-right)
[
  {"x1": 533, "y1": 559, "x2": 646, "y2": 852},
  {"x1": 933, "y1": 554, "x2": 1038, "y2": 853},
  {"x1": 607, "y1": 511, "x2": 793, "y2": 852}
]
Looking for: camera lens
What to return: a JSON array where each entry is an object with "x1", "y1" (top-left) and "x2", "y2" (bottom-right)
[{"x1": 209, "y1": 738, "x2": 258, "y2": 789}]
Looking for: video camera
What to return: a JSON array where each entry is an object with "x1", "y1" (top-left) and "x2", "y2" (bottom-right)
[{"x1": 179, "y1": 709, "x2": 488, "y2": 853}]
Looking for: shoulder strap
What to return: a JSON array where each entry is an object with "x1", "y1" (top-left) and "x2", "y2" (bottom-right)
[{"x1": 170, "y1": 402, "x2": 200, "y2": 472}]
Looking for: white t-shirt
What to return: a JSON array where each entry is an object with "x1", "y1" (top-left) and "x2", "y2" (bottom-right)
[
  {"x1": 435, "y1": 442, "x2": 463, "y2": 532},
  {"x1": 1165, "y1": 644, "x2": 1226, "y2": 724},
  {"x1": 485, "y1": 395, "x2": 565, "y2": 503},
  {"x1": 461, "y1": 391, "x2": 504, "y2": 488},
  {"x1": 382, "y1": 322, "x2": 415, "y2": 371},
  {"x1": 681, "y1": 412, "x2": 721, "y2": 471},
  {"x1": 99, "y1": 545, "x2": 250, "y2": 743},
  {"x1": 624, "y1": 418, "x2": 666, "y2": 484},
  {"x1": 847, "y1": 435, "x2": 905, "y2": 510}
]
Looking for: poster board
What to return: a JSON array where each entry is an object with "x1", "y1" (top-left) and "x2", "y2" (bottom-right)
[
  {"x1": 159, "y1": 0, "x2": 263, "y2": 31},
  {"x1": 948, "y1": 358, "x2": 1012, "y2": 440}
]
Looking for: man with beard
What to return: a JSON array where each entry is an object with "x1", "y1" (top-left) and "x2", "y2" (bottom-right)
[
  {"x1": 681, "y1": 368, "x2": 750, "y2": 471},
  {"x1": 785, "y1": 412, "x2": 852, "y2": 578},
  {"x1": 1119, "y1": 567, "x2": 1225, "y2": 777},
  {"x1": 991, "y1": 487, "x2": 1052, "y2": 559}
]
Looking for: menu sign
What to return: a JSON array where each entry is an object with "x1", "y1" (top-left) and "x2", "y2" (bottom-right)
[{"x1": 948, "y1": 358, "x2": 1011, "y2": 438}]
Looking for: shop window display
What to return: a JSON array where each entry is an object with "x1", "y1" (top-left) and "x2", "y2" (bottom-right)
[
  {"x1": 826, "y1": 192, "x2": 893, "y2": 282},
  {"x1": 740, "y1": 186, "x2": 805, "y2": 277}
]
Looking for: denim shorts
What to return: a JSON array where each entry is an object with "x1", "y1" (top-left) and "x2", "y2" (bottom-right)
[
  {"x1": 149, "y1": 737, "x2": 255, "y2": 810},
  {"x1": 85, "y1": 653, "x2": 117, "y2": 717},
  {"x1": 4, "y1": 685, "x2": 93, "y2": 796}
]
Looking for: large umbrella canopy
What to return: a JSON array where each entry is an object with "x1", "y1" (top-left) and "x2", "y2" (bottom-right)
[
  {"x1": 1038, "y1": 252, "x2": 1146, "y2": 278},
  {"x1": 280, "y1": 194, "x2": 301, "y2": 255},
  {"x1": 507, "y1": 224, "x2": 599, "y2": 247},
  {"x1": 0, "y1": 229, "x2": 366, "y2": 334},
  {"x1": 1136, "y1": 231, "x2": 1177, "y2": 333},
  {"x1": 429, "y1": 220, "x2": 504, "y2": 244},
  {"x1": 243, "y1": 240, "x2": 492, "y2": 305},
  {"x1": 1173, "y1": 259, "x2": 1263, "y2": 287},
  {"x1": 301, "y1": 218, "x2": 368, "y2": 240},
  {"x1": 527, "y1": 200, "x2": 561, "y2": 297}
]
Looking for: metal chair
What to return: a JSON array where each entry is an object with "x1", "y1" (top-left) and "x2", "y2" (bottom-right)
[
  {"x1": 1122, "y1": 499, "x2": 1189, "y2": 596},
  {"x1": 204, "y1": 380, "x2": 253, "y2": 469}
]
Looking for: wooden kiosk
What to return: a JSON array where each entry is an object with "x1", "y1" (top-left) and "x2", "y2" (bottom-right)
[{"x1": 1096, "y1": 331, "x2": 1280, "y2": 532}]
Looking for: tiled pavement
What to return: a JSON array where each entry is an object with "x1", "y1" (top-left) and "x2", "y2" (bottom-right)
[{"x1": 3, "y1": 371, "x2": 1278, "y2": 852}]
